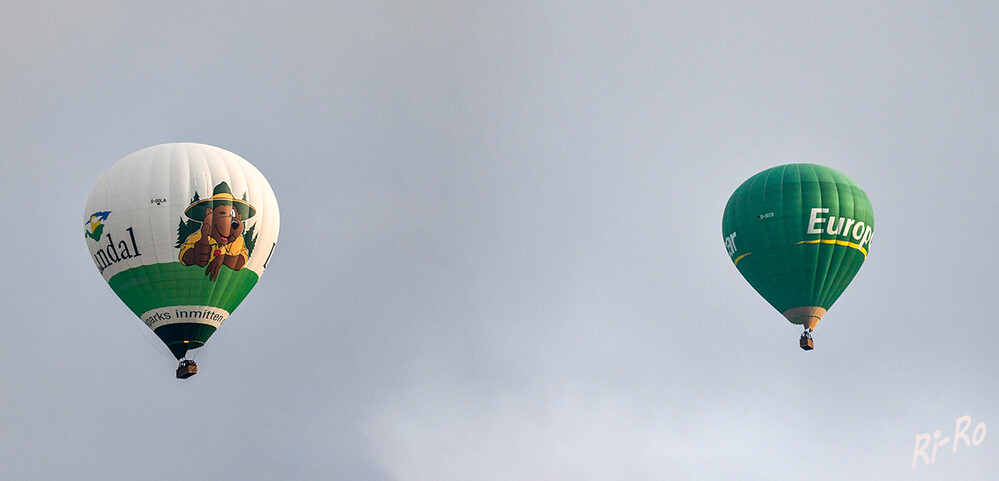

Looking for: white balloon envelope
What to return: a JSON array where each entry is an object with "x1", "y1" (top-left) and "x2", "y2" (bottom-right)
[{"x1": 84, "y1": 143, "x2": 279, "y2": 366}]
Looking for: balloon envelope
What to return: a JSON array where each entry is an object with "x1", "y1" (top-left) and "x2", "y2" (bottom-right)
[
  {"x1": 722, "y1": 164, "x2": 873, "y2": 330},
  {"x1": 84, "y1": 143, "x2": 279, "y2": 359}
]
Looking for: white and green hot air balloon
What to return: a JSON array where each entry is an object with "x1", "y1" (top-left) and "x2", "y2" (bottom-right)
[{"x1": 84, "y1": 143, "x2": 279, "y2": 378}]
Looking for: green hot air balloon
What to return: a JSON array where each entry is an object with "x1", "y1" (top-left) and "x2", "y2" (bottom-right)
[{"x1": 722, "y1": 164, "x2": 873, "y2": 350}]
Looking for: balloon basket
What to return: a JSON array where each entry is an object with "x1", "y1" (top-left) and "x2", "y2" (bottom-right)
[
  {"x1": 799, "y1": 336, "x2": 814, "y2": 351},
  {"x1": 176, "y1": 360, "x2": 198, "y2": 379}
]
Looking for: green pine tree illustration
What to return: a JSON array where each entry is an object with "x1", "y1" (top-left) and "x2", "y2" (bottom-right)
[
  {"x1": 244, "y1": 223, "x2": 259, "y2": 257},
  {"x1": 175, "y1": 192, "x2": 202, "y2": 248}
]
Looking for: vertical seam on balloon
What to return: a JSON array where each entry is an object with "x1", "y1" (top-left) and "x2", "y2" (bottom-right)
[
  {"x1": 774, "y1": 164, "x2": 785, "y2": 310},
  {"x1": 756, "y1": 166, "x2": 775, "y2": 302},
  {"x1": 817, "y1": 167, "x2": 839, "y2": 309},
  {"x1": 806, "y1": 164, "x2": 822, "y2": 309},
  {"x1": 809, "y1": 164, "x2": 828, "y2": 307},
  {"x1": 208, "y1": 148, "x2": 241, "y2": 317},
  {"x1": 810, "y1": 169, "x2": 824, "y2": 308},
  {"x1": 819, "y1": 171, "x2": 849, "y2": 308},
  {"x1": 174, "y1": 143, "x2": 193, "y2": 350},
  {"x1": 785, "y1": 163, "x2": 800, "y2": 312},
  {"x1": 172, "y1": 146, "x2": 190, "y2": 337},
  {"x1": 833, "y1": 175, "x2": 866, "y2": 309},
  {"x1": 137, "y1": 148, "x2": 159, "y2": 337},
  {"x1": 152, "y1": 144, "x2": 170, "y2": 305},
  {"x1": 204, "y1": 146, "x2": 223, "y2": 318},
  {"x1": 829, "y1": 181, "x2": 869, "y2": 310},
  {"x1": 174, "y1": 144, "x2": 195, "y2": 358},
  {"x1": 183, "y1": 144, "x2": 217, "y2": 358}
]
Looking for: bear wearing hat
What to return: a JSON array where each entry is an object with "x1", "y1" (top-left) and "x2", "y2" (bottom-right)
[{"x1": 179, "y1": 181, "x2": 256, "y2": 281}]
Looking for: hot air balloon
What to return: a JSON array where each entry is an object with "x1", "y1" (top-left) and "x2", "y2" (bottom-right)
[
  {"x1": 84, "y1": 143, "x2": 279, "y2": 377},
  {"x1": 722, "y1": 164, "x2": 873, "y2": 350}
]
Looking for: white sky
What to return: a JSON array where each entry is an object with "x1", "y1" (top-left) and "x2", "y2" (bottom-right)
[{"x1": 2, "y1": 1, "x2": 998, "y2": 479}]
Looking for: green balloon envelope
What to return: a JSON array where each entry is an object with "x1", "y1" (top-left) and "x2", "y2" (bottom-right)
[{"x1": 722, "y1": 164, "x2": 873, "y2": 329}]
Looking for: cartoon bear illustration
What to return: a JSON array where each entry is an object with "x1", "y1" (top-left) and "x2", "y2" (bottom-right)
[{"x1": 178, "y1": 182, "x2": 256, "y2": 281}]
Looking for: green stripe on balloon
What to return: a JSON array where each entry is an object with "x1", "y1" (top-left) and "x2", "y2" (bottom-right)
[{"x1": 108, "y1": 262, "x2": 259, "y2": 317}]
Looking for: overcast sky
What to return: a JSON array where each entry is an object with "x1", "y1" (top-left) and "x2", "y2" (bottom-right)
[{"x1": 2, "y1": 1, "x2": 998, "y2": 479}]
